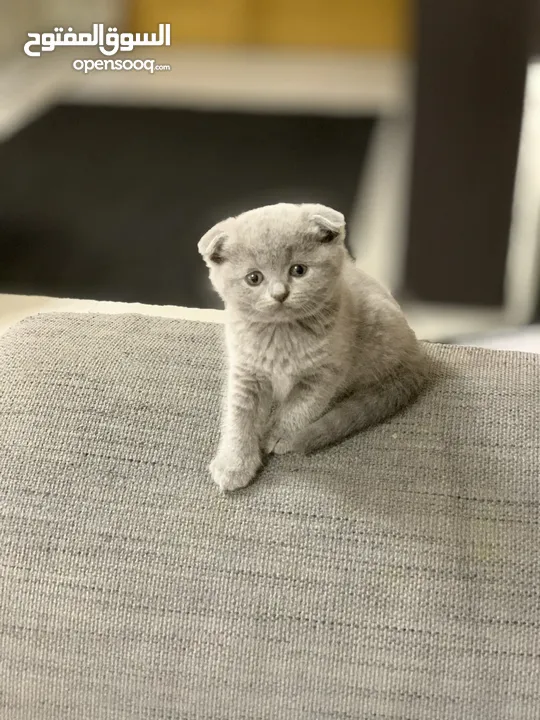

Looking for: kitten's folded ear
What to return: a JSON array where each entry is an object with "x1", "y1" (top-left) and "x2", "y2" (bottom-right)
[
  {"x1": 309, "y1": 205, "x2": 346, "y2": 243},
  {"x1": 198, "y1": 221, "x2": 230, "y2": 265}
]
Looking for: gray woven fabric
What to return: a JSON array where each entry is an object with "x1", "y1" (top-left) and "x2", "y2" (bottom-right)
[{"x1": 1, "y1": 313, "x2": 539, "y2": 720}]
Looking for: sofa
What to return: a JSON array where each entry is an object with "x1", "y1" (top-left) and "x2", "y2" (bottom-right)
[{"x1": 1, "y1": 310, "x2": 539, "y2": 719}]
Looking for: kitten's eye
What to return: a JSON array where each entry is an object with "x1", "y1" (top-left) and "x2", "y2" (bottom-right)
[
  {"x1": 246, "y1": 271, "x2": 264, "y2": 286},
  {"x1": 290, "y1": 264, "x2": 307, "y2": 277}
]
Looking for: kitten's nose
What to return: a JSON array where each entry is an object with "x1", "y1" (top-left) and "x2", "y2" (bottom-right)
[{"x1": 270, "y1": 283, "x2": 290, "y2": 303}]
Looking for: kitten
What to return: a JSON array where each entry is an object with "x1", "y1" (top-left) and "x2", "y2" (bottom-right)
[{"x1": 198, "y1": 203, "x2": 427, "y2": 492}]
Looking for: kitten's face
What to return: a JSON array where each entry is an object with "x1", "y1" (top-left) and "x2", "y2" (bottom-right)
[{"x1": 198, "y1": 203, "x2": 347, "y2": 321}]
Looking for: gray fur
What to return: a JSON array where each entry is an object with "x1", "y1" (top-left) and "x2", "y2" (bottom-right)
[{"x1": 198, "y1": 203, "x2": 428, "y2": 491}]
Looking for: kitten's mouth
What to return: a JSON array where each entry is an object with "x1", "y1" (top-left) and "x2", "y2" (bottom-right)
[
  {"x1": 273, "y1": 300, "x2": 294, "y2": 314},
  {"x1": 252, "y1": 303, "x2": 293, "y2": 321}
]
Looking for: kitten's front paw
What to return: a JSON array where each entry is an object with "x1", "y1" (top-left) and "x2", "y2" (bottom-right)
[
  {"x1": 262, "y1": 430, "x2": 281, "y2": 455},
  {"x1": 273, "y1": 438, "x2": 294, "y2": 455},
  {"x1": 263, "y1": 420, "x2": 293, "y2": 455},
  {"x1": 264, "y1": 431, "x2": 296, "y2": 455},
  {"x1": 209, "y1": 451, "x2": 260, "y2": 492}
]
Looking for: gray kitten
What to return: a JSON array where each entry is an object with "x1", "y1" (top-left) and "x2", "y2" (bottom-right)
[{"x1": 198, "y1": 203, "x2": 427, "y2": 492}]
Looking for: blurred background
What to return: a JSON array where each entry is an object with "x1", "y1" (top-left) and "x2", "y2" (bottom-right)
[{"x1": 1, "y1": 0, "x2": 540, "y2": 347}]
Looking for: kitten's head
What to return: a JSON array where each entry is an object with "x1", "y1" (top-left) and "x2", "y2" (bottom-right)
[{"x1": 198, "y1": 203, "x2": 347, "y2": 321}]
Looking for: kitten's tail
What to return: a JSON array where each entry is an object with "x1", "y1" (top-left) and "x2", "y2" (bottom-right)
[{"x1": 297, "y1": 355, "x2": 429, "y2": 454}]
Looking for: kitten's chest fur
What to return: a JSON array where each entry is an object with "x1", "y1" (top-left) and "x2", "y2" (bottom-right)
[{"x1": 231, "y1": 320, "x2": 335, "y2": 401}]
